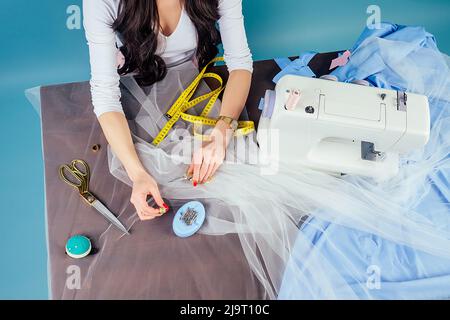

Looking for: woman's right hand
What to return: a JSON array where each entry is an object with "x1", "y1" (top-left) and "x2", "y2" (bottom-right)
[
  {"x1": 96, "y1": 112, "x2": 168, "y2": 221},
  {"x1": 130, "y1": 170, "x2": 169, "y2": 221}
]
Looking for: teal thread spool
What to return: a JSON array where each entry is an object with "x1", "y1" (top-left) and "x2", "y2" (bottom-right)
[{"x1": 65, "y1": 235, "x2": 92, "y2": 259}]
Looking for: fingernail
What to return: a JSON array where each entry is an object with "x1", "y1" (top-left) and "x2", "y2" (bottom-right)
[
  {"x1": 159, "y1": 207, "x2": 166, "y2": 214},
  {"x1": 193, "y1": 180, "x2": 198, "y2": 187},
  {"x1": 163, "y1": 203, "x2": 169, "y2": 210}
]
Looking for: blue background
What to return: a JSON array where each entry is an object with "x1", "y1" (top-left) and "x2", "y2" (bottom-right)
[{"x1": 0, "y1": 0, "x2": 449, "y2": 299}]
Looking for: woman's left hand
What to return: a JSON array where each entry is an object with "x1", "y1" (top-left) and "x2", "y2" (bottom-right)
[{"x1": 187, "y1": 120, "x2": 233, "y2": 186}]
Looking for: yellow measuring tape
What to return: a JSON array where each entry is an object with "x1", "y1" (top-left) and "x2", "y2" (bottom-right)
[{"x1": 152, "y1": 57, "x2": 255, "y2": 146}]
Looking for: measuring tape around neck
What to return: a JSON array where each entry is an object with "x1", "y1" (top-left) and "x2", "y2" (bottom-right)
[{"x1": 151, "y1": 57, "x2": 255, "y2": 146}]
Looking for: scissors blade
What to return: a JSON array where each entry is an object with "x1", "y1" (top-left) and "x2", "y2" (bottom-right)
[{"x1": 91, "y1": 200, "x2": 130, "y2": 235}]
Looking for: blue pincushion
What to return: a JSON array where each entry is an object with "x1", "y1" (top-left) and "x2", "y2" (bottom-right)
[{"x1": 172, "y1": 201, "x2": 206, "y2": 238}]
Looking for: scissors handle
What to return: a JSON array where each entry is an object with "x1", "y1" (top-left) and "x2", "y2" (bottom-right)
[
  {"x1": 70, "y1": 159, "x2": 90, "y2": 182},
  {"x1": 59, "y1": 159, "x2": 91, "y2": 195}
]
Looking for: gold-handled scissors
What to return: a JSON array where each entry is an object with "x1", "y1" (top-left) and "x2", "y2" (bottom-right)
[{"x1": 59, "y1": 159, "x2": 130, "y2": 235}]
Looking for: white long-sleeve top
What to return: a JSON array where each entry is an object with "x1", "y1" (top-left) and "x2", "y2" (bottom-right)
[{"x1": 82, "y1": 0, "x2": 253, "y2": 117}]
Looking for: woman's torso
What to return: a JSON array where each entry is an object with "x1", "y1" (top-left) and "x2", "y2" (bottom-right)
[{"x1": 84, "y1": 0, "x2": 253, "y2": 117}]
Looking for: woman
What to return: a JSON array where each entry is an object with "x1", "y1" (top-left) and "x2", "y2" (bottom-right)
[{"x1": 83, "y1": 0, "x2": 253, "y2": 221}]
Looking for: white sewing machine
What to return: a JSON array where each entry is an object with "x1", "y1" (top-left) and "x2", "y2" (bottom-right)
[{"x1": 257, "y1": 75, "x2": 430, "y2": 180}]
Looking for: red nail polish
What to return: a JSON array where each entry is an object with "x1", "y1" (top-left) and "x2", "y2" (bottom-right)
[
  {"x1": 193, "y1": 181, "x2": 198, "y2": 187},
  {"x1": 163, "y1": 203, "x2": 169, "y2": 210}
]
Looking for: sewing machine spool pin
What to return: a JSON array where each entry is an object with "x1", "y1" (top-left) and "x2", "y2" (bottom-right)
[{"x1": 284, "y1": 88, "x2": 301, "y2": 111}]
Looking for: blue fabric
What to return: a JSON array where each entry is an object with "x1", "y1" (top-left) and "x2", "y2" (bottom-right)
[
  {"x1": 274, "y1": 57, "x2": 293, "y2": 70},
  {"x1": 428, "y1": 96, "x2": 450, "y2": 205},
  {"x1": 331, "y1": 23, "x2": 439, "y2": 90},
  {"x1": 272, "y1": 51, "x2": 317, "y2": 83},
  {"x1": 278, "y1": 23, "x2": 450, "y2": 299},
  {"x1": 279, "y1": 171, "x2": 450, "y2": 299}
]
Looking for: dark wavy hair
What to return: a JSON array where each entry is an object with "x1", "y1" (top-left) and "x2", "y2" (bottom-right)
[{"x1": 113, "y1": 0, "x2": 221, "y2": 85}]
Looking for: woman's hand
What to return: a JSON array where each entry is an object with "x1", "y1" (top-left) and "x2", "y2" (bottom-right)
[
  {"x1": 97, "y1": 112, "x2": 168, "y2": 220},
  {"x1": 129, "y1": 169, "x2": 169, "y2": 221},
  {"x1": 187, "y1": 69, "x2": 252, "y2": 185},
  {"x1": 188, "y1": 120, "x2": 233, "y2": 185}
]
